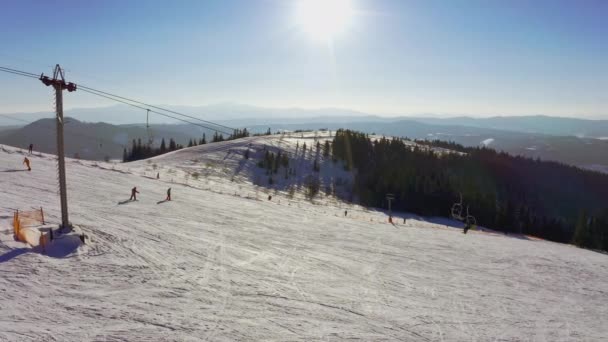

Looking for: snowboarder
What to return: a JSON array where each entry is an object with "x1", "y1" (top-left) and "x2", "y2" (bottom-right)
[
  {"x1": 166, "y1": 188, "x2": 171, "y2": 201},
  {"x1": 268, "y1": 195, "x2": 272, "y2": 201},
  {"x1": 403, "y1": 217, "x2": 407, "y2": 224},
  {"x1": 463, "y1": 223, "x2": 471, "y2": 234},
  {"x1": 344, "y1": 210, "x2": 348, "y2": 217},
  {"x1": 130, "y1": 187, "x2": 139, "y2": 201},
  {"x1": 156, "y1": 172, "x2": 160, "y2": 179},
  {"x1": 23, "y1": 157, "x2": 31, "y2": 171},
  {"x1": 28, "y1": 144, "x2": 33, "y2": 154}
]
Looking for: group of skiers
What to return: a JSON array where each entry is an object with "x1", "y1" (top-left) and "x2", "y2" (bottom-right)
[
  {"x1": 129, "y1": 186, "x2": 171, "y2": 202},
  {"x1": 20, "y1": 144, "x2": 34, "y2": 171}
]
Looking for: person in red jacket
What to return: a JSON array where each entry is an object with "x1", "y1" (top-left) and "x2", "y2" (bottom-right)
[{"x1": 130, "y1": 187, "x2": 139, "y2": 201}]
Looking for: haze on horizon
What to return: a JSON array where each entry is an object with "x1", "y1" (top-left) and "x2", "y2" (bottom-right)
[{"x1": 1, "y1": 0, "x2": 606, "y2": 119}]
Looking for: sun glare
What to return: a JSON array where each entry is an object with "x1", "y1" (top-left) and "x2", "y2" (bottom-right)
[{"x1": 296, "y1": 0, "x2": 354, "y2": 42}]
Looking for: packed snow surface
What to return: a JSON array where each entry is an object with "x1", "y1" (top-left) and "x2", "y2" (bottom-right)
[{"x1": 1, "y1": 135, "x2": 607, "y2": 341}]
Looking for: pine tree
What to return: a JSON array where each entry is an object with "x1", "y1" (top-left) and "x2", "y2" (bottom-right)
[
  {"x1": 313, "y1": 159, "x2": 320, "y2": 172},
  {"x1": 160, "y1": 138, "x2": 166, "y2": 153},
  {"x1": 323, "y1": 140, "x2": 330, "y2": 157},
  {"x1": 573, "y1": 210, "x2": 591, "y2": 248}
]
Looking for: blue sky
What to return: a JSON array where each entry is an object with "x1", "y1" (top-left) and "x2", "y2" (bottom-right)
[{"x1": 1, "y1": 0, "x2": 606, "y2": 118}]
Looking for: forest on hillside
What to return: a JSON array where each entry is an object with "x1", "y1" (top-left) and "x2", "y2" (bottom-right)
[
  {"x1": 331, "y1": 129, "x2": 608, "y2": 252},
  {"x1": 122, "y1": 129, "x2": 250, "y2": 162}
]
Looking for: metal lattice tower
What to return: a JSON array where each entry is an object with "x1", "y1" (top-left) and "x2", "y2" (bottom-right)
[{"x1": 40, "y1": 65, "x2": 77, "y2": 230}]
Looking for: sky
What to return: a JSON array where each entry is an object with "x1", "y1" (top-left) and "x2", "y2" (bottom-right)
[{"x1": 0, "y1": 0, "x2": 607, "y2": 118}]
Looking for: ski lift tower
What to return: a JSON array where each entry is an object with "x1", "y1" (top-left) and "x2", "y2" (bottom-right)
[
  {"x1": 386, "y1": 193, "x2": 395, "y2": 220},
  {"x1": 40, "y1": 65, "x2": 76, "y2": 231}
]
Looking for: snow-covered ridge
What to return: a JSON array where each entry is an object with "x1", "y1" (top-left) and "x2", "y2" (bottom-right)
[{"x1": 0, "y1": 136, "x2": 606, "y2": 341}]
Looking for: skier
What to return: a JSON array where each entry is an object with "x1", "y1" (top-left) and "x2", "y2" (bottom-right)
[
  {"x1": 344, "y1": 210, "x2": 348, "y2": 217},
  {"x1": 156, "y1": 172, "x2": 160, "y2": 179},
  {"x1": 28, "y1": 144, "x2": 33, "y2": 154},
  {"x1": 463, "y1": 222, "x2": 471, "y2": 234},
  {"x1": 23, "y1": 157, "x2": 31, "y2": 171},
  {"x1": 130, "y1": 187, "x2": 139, "y2": 201},
  {"x1": 166, "y1": 188, "x2": 171, "y2": 201}
]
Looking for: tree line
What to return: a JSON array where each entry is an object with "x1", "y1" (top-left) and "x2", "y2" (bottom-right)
[
  {"x1": 123, "y1": 128, "x2": 251, "y2": 162},
  {"x1": 331, "y1": 129, "x2": 608, "y2": 251},
  {"x1": 123, "y1": 138, "x2": 185, "y2": 162}
]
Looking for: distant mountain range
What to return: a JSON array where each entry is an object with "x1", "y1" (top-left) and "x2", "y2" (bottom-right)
[
  {"x1": 2, "y1": 104, "x2": 606, "y2": 138},
  {"x1": 0, "y1": 118, "x2": 217, "y2": 161},
  {"x1": 0, "y1": 104, "x2": 606, "y2": 172},
  {"x1": 407, "y1": 116, "x2": 608, "y2": 138}
]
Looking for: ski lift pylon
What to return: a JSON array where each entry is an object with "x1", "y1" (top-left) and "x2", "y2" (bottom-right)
[
  {"x1": 450, "y1": 193, "x2": 464, "y2": 221},
  {"x1": 146, "y1": 109, "x2": 154, "y2": 146}
]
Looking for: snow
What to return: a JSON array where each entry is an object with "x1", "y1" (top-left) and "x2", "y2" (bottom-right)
[
  {"x1": 481, "y1": 138, "x2": 494, "y2": 146},
  {"x1": 1, "y1": 137, "x2": 607, "y2": 341},
  {"x1": 582, "y1": 164, "x2": 608, "y2": 174}
]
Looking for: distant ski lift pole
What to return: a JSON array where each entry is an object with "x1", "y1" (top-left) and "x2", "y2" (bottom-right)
[
  {"x1": 386, "y1": 193, "x2": 395, "y2": 219},
  {"x1": 146, "y1": 109, "x2": 153, "y2": 146},
  {"x1": 451, "y1": 193, "x2": 464, "y2": 221}
]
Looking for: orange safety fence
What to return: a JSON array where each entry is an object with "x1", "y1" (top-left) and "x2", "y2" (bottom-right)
[
  {"x1": 13, "y1": 211, "x2": 21, "y2": 238},
  {"x1": 12, "y1": 208, "x2": 47, "y2": 247},
  {"x1": 18, "y1": 207, "x2": 45, "y2": 227}
]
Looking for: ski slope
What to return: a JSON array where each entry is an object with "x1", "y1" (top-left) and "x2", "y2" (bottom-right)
[{"x1": 1, "y1": 137, "x2": 607, "y2": 341}]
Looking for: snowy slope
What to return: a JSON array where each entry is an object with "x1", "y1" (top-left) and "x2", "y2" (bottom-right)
[{"x1": 1, "y1": 138, "x2": 607, "y2": 341}]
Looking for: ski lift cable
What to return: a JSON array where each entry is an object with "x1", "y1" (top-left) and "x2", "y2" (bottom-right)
[
  {"x1": 76, "y1": 84, "x2": 237, "y2": 132},
  {"x1": 1, "y1": 65, "x2": 238, "y2": 134},
  {"x1": 0, "y1": 65, "x2": 229, "y2": 150},
  {"x1": 79, "y1": 88, "x2": 234, "y2": 136},
  {"x1": 0, "y1": 70, "x2": 125, "y2": 149},
  {"x1": 0, "y1": 67, "x2": 40, "y2": 79},
  {"x1": 0, "y1": 66, "x2": 173, "y2": 152},
  {"x1": 0, "y1": 113, "x2": 32, "y2": 124}
]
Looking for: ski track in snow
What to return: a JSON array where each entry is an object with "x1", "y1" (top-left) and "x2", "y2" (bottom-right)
[{"x1": 1, "y1": 134, "x2": 607, "y2": 341}]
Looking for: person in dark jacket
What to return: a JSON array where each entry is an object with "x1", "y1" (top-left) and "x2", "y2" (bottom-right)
[
  {"x1": 130, "y1": 187, "x2": 139, "y2": 201},
  {"x1": 28, "y1": 144, "x2": 33, "y2": 154},
  {"x1": 166, "y1": 188, "x2": 171, "y2": 201}
]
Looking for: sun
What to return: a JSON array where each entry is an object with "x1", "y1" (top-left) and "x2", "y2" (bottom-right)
[{"x1": 296, "y1": 0, "x2": 354, "y2": 42}]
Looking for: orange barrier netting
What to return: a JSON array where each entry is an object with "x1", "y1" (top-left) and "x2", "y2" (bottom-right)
[
  {"x1": 18, "y1": 207, "x2": 45, "y2": 227},
  {"x1": 12, "y1": 208, "x2": 47, "y2": 247}
]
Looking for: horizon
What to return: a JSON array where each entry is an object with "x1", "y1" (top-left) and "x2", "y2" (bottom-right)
[
  {"x1": 2, "y1": 102, "x2": 608, "y2": 123},
  {"x1": 1, "y1": 0, "x2": 607, "y2": 119}
]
